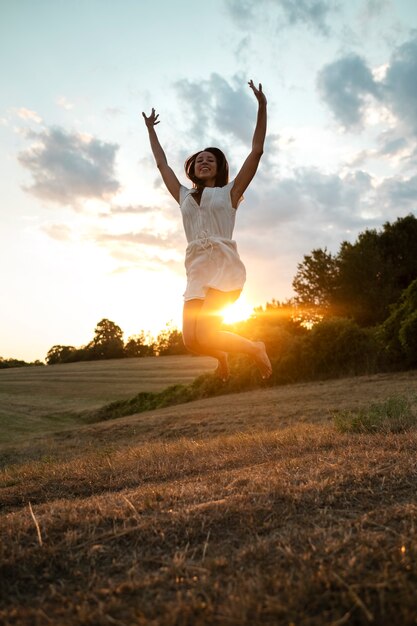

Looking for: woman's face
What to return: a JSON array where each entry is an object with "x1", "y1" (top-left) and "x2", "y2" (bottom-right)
[{"x1": 194, "y1": 151, "x2": 218, "y2": 185}]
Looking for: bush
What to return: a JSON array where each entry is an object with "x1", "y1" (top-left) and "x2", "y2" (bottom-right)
[
  {"x1": 303, "y1": 318, "x2": 379, "y2": 379},
  {"x1": 398, "y1": 309, "x2": 417, "y2": 365},
  {"x1": 333, "y1": 395, "x2": 416, "y2": 433},
  {"x1": 381, "y1": 278, "x2": 417, "y2": 367}
]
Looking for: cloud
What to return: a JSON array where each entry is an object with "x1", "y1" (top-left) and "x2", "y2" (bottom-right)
[
  {"x1": 378, "y1": 174, "x2": 417, "y2": 211},
  {"x1": 174, "y1": 74, "x2": 256, "y2": 146},
  {"x1": 317, "y1": 54, "x2": 380, "y2": 128},
  {"x1": 238, "y1": 163, "x2": 417, "y2": 281},
  {"x1": 226, "y1": 0, "x2": 337, "y2": 36},
  {"x1": 104, "y1": 107, "x2": 125, "y2": 118},
  {"x1": 16, "y1": 108, "x2": 43, "y2": 124},
  {"x1": 359, "y1": 0, "x2": 389, "y2": 20},
  {"x1": 240, "y1": 166, "x2": 375, "y2": 236},
  {"x1": 378, "y1": 133, "x2": 407, "y2": 157},
  {"x1": 93, "y1": 228, "x2": 185, "y2": 275},
  {"x1": 317, "y1": 35, "x2": 417, "y2": 137},
  {"x1": 103, "y1": 204, "x2": 159, "y2": 217},
  {"x1": 56, "y1": 96, "x2": 74, "y2": 111},
  {"x1": 345, "y1": 131, "x2": 412, "y2": 169},
  {"x1": 18, "y1": 126, "x2": 120, "y2": 206},
  {"x1": 41, "y1": 223, "x2": 72, "y2": 241},
  {"x1": 109, "y1": 255, "x2": 183, "y2": 276},
  {"x1": 383, "y1": 36, "x2": 417, "y2": 135},
  {"x1": 230, "y1": 163, "x2": 417, "y2": 300},
  {"x1": 232, "y1": 168, "x2": 373, "y2": 299},
  {"x1": 95, "y1": 229, "x2": 184, "y2": 248},
  {"x1": 277, "y1": 0, "x2": 335, "y2": 35},
  {"x1": 297, "y1": 168, "x2": 373, "y2": 216}
]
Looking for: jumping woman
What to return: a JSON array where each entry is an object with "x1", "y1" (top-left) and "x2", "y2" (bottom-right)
[{"x1": 142, "y1": 79, "x2": 272, "y2": 381}]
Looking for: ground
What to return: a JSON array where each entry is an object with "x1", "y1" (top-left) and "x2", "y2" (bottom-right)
[{"x1": 1, "y1": 364, "x2": 416, "y2": 625}]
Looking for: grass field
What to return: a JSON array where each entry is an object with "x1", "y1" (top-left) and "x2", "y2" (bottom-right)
[
  {"x1": 0, "y1": 355, "x2": 215, "y2": 444},
  {"x1": 1, "y1": 364, "x2": 417, "y2": 625}
]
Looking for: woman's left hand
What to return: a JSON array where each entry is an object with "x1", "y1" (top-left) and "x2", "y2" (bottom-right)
[{"x1": 248, "y1": 80, "x2": 267, "y2": 106}]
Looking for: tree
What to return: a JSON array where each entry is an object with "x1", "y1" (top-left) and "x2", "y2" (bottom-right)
[
  {"x1": 156, "y1": 323, "x2": 187, "y2": 356},
  {"x1": 379, "y1": 214, "x2": 417, "y2": 297},
  {"x1": 293, "y1": 215, "x2": 417, "y2": 327},
  {"x1": 335, "y1": 216, "x2": 417, "y2": 325},
  {"x1": 292, "y1": 248, "x2": 339, "y2": 318},
  {"x1": 46, "y1": 345, "x2": 77, "y2": 365},
  {"x1": 0, "y1": 357, "x2": 42, "y2": 369},
  {"x1": 335, "y1": 230, "x2": 385, "y2": 326},
  {"x1": 124, "y1": 332, "x2": 155, "y2": 357},
  {"x1": 89, "y1": 319, "x2": 125, "y2": 360}
]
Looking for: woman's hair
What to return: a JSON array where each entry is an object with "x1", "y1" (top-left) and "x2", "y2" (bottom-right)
[{"x1": 185, "y1": 147, "x2": 229, "y2": 188}]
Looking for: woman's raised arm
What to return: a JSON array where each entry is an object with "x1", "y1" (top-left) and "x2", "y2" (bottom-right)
[
  {"x1": 231, "y1": 81, "x2": 267, "y2": 208},
  {"x1": 142, "y1": 108, "x2": 181, "y2": 203}
]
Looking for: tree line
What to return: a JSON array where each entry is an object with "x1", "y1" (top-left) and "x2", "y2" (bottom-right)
[
  {"x1": 287, "y1": 213, "x2": 417, "y2": 371},
  {"x1": 0, "y1": 357, "x2": 44, "y2": 370},
  {"x1": 247, "y1": 213, "x2": 417, "y2": 379},
  {"x1": 293, "y1": 213, "x2": 417, "y2": 327},
  {"x1": 46, "y1": 320, "x2": 186, "y2": 365}
]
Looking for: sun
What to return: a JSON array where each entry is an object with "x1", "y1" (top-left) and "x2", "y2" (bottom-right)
[{"x1": 221, "y1": 296, "x2": 254, "y2": 324}]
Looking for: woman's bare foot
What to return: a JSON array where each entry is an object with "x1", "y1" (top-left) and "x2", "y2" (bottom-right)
[
  {"x1": 253, "y1": 341, "x2": 272, "y2": 379},
  {"x1": 215, "y1": 353, "x2": 230, "y2": 382}
]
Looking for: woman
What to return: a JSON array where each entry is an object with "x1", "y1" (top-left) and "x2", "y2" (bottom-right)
[{"x1": 142, "y1": 79, "x2": 272, "y2": 381}]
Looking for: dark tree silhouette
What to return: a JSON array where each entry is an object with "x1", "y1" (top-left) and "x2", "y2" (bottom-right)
[
  {"x1": 124, "y1": 332, "x2": 156, "y2": 357},
  {"x1": 46, "y1": 345, "x2": 77, "y2": 365},
  {"x1": 89, "y1": 319, "x2": 125, "y2": 360},
  {"x1": 293, "y1": 214, "x2": 417, "y2": 326},
  {"x1": 156, "y1": 323, "x2": 187, "y2": 356},
  {"x1": 292, "y1": 248, "x2": 338, "y2": 318}
]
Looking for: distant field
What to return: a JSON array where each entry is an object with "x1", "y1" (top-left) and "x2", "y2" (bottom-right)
[{"x1": 0, "y1": 355, "x2": 215, "y2": 444}]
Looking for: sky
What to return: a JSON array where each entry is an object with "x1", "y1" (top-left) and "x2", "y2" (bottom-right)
[{"x1": 1, "y1": 0, "x2": 417, "y2": 361}]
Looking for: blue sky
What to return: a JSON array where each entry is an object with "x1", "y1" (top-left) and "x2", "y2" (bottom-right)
[{"x1": 1, "y1": 0, "x2": 416, "y2": 361}]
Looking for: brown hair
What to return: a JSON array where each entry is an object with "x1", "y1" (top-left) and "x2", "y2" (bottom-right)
[{"x1": 185, "y1": 147, "x2": 229, "y2": 189}]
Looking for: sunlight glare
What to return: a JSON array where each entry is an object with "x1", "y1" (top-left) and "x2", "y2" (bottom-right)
[{"x1": 221, "y1": 297, "x2": 254, "y2": 324}]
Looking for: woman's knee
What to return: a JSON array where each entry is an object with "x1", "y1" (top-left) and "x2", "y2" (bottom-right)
[
  {"x1": 182, "y1": 327, "x2": 199, "y2": 353},
  {"x1": 182, "y1": 299, "x2": 204, "y2": 352}
]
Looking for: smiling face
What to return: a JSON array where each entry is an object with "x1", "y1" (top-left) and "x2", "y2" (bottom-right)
[
  {"x1": 194, "y1": 151, "x2": 218, "y2": 186},
  {"x1": 185, "y1": 147, "x2": 229, "y2": 189}
]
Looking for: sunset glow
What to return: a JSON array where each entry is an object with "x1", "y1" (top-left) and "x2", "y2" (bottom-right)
[{"x1": 221, "y1": 297, "x2": 254, "y2": 325}]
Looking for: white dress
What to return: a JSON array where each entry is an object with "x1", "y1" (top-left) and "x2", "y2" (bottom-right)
[{"x1": 179, "y1": 180, "x2": 246, "y2": 301}]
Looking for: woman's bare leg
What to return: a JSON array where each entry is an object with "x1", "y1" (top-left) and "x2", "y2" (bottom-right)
[
  {"x1": 195, "y1": 289, "x2": 272, "y2": 378},
  {"x1": 183, "y1": 299, "x2": 230, "y2": 380}
]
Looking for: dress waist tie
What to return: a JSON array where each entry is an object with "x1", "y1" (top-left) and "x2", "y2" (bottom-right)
[{"x1": 187, "y1": 233, "x2": 234, "y2": 258}]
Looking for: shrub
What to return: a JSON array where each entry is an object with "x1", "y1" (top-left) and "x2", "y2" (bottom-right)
[
  {"x1": 303, "y1": 317, "x2": 379, "y2": 379},
  {"x1": 333, "y1": 395, "x2": 417, "y2": 434},
  {"x1": 398, "y1": 309, "x2": 417, "y2": 365},
  {"x1": 381, "y1": 278, "x2": 417, "y2": 367}
]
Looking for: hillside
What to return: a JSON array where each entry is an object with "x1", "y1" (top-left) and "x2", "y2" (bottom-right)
[
  {"x1": 1, "y1": 369, "x2": 417, "y2": 625},
  {"x1": 0, "y1": 355, "x2": 215, "y2": 444}
]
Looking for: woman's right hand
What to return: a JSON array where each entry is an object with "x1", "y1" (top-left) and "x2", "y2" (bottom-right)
[{"x1": 142, "y1": 108, "x2": 160, "y2": 129}]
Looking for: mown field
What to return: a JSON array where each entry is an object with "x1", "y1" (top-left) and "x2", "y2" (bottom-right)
[
  {"x1": 0, "y1": 355, "x2": 215, "y2": 444},
  {"x1": 1, "y1": 365, "x2": 417, "y2": 625}
]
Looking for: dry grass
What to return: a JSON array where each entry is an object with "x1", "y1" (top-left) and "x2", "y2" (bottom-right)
[{"x1": 1, "y1": 369, "x2": 417, "y2": 625}]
